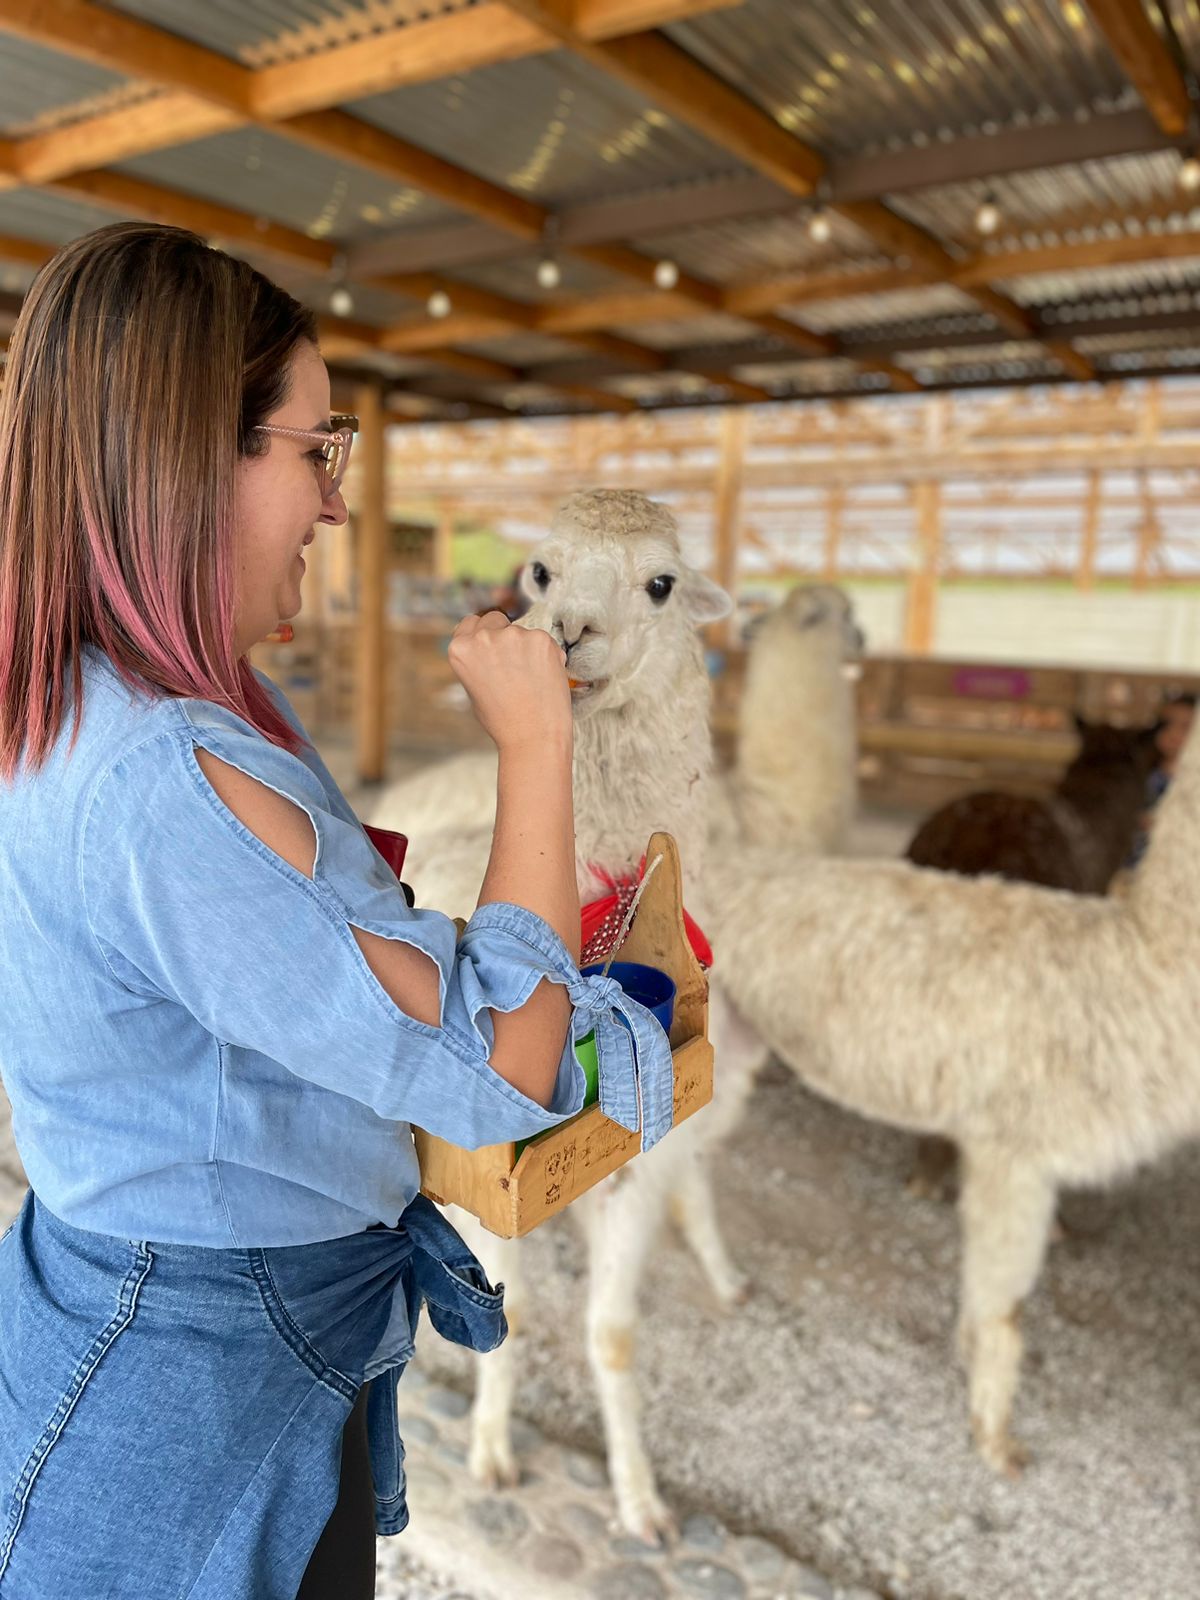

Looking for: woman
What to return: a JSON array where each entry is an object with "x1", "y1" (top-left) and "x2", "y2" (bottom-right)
[{"x1": 0, "y1": 222, "x2": 669, "y2": 1598}]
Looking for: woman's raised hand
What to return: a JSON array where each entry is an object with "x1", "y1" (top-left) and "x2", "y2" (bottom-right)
[{"x1": 447, "y1": 611, "x2": 572, "y2": 755}]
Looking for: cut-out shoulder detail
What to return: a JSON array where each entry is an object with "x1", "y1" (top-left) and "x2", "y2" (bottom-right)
[
  {"x1": 193, "y1": 742, "x2": 442, "y2": 1026},
  {"x1": 194, "y1": 746, "x2": 317, "y2": 879}
]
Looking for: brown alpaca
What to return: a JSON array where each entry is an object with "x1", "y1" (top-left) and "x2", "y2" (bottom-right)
[
  {"x1": 906, "y1": 717, "x2": 1159, "y2": 894},
  {"x1": 905, "y1": 716, "x2": 1159, "y2": 1196}
]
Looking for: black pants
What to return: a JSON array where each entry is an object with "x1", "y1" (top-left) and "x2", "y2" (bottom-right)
[{"x1": 296, "y1": 1381, "x2": 376, "y2": 1599}]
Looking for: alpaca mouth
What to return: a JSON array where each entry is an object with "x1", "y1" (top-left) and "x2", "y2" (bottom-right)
[{"x1": 569, "y1": 676, "x2": 609, "y2": 698}]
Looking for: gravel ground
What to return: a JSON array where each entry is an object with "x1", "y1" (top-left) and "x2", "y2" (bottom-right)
[
  {"x1": 412, "y1": 1061, "x2": 1200, "y2": 1600},
  {"x1": 5, "y1": 737, "x2": 1197, "y2": 1598},
  {"x1": 361, "y1": 777, "x2": 1199, "y2": 1600}
]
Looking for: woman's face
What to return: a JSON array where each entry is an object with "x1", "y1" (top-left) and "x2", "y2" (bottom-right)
[{"x1": 232, "y1": 342, "x2": 348, "y2": 656}]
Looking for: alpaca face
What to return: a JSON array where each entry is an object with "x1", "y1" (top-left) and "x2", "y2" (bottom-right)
[
  {"x1": 516, "y1": 488, "x2": 730, "y2": 720},
  {"x1": 748, "y1": 582, "x2": 864, "y2": 662}
]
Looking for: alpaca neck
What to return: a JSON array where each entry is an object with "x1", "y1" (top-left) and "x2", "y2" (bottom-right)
[
  {"x1": 736, "y1": 639, "x2": 856, "y2": 851},
  {"x1": 1052, "y1": 763, "x2": 1150, "y2": 889},
  {"x1": 1129, "y1": 732, "x2": 1200, "y2": 925},
  {"x1": 572, "y1": 639, "x2": 712, "y2": 903}
]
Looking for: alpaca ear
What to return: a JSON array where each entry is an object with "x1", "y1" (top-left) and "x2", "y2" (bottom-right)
[{"x1": 680, "y1": 569, "x2": 733, "y2": 623}]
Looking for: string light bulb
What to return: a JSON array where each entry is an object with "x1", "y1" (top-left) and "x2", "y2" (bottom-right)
[
  {"x1": 427, "y1": 289, "x2": 452, "y2": 318},
  {"x1": 536, "y1": 256, "x2": 562, "y2": 289},
  {"x1": 807, "y1": 207, "x2": 833, "y2": 244},
  {"x1": 1179, "y1": 152, "x2": 1200, "y2": 194},
  {"x1": 974, "y1": 192, "x2": 1002, "y2": 235},
  {"x1": 653, "y1": 258, "x2": 679, "y2": 289}
]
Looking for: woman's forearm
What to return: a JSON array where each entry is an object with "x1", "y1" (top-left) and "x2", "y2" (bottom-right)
[{"x1": 476, "y1": 737, "x2": 580, "y2": 1107}]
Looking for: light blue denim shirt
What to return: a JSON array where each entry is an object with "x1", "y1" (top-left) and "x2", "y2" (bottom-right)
[{"x1": 0, "y1": 645, "x2": 675, "y2": 1248}]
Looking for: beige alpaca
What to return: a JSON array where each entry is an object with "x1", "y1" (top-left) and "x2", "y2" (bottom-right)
[
  {"x1": 711, "y1": 582, "x2": 862, "y2": 854},
  {"x1": 704, "y1": 720, "x2": 1200, "y2": 1475}
]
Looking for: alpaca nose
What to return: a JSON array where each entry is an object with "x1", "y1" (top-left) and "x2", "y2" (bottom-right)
[{"x1": 561, "y1": 625, "x2": 599, "y2": 654}]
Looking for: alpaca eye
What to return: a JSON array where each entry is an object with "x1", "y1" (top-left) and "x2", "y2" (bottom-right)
[
  {"x1": 530, "y1": 562, "x2": 551, "y2": 590},
  {"x1": 646, "y1": 574, "x2": 675, "y2": 603}
]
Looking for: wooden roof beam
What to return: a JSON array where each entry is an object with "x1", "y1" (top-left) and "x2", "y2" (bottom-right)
[
  {"x1": 43, "y1": 169, "x2": 336, "y2": 271},
  {"x1": 0, "y1": 0, "x2": 253, "y2": 112},
  {"x1": 573, "y1": 0, "x2": 742, "y2": 38},
  {"x1": 0, "y1": 233, "x2": 55, "y2": 269},
  {"x1": 954, "y1": 230, "x2": 1200, "y2": 283},
  {"x1": 250, "y1": 6, "x2": 553, "y2": 120},
  {"x1": 16, "y1": 96, "x2": 239, "y2": 183},
  {"x1": 833, "y1": 199, "x2": 1094, "y2": 377},
  {"x1": 496, "y1": 4, "x2": 1090, "y2": 384},
  {"x1": 1083, "y1": 0, "x2": 1192, "y2": 137}
]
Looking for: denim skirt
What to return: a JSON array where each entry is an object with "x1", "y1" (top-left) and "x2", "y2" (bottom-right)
[{"x1": 0, "y1": 1190, "x2": 506, "y2": 1599}]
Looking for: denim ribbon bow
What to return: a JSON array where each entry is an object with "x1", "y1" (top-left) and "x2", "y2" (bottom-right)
[{"x1": 567, "y1": 972, "x2": 676, "y2": 1151}]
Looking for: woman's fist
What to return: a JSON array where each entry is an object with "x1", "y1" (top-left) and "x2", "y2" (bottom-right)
[{"x1": 447, "y1": 611, "x2": 572, "y2": 754}]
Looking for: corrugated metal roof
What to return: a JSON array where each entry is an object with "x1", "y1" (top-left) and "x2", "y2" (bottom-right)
[
  {"x1": 450, "y1": 254, "x2": 625, "y2": 302},
  {"x1": 114, "y1": 126, "x2": 457, "y2": 244},
  {"x1": 349, "y1": 53, "x2": 748, "y2": 206},
  {"x1": 1074, "y1": 326, "x2": 1200, "y2": 357},
  {"x1": 913, "y1": 352, "x2": 1063, "y2": 385},
  {"x1": 0, "y1": 186, "x2": 131, "y2": 246},
  {"x1": 613, "y1": 312, "x2": 761, "y2": 349},
  {"x1": 103, "y1": 0, "x2": 476, "y2": 66},
  {"x1": 999, "y1": 257, "x2": 1200, "y2": 303},
  {"x1": 890, "y1": 150, "x2": 1192, "y2": 250},
  {"x1": 670, "y1": 0, "x2": 1135, "y2": 158},
  {"x1": 460, "y1": 331, "x2": 591, "y2": 365},
  {"x1": 255, "y1": 258, "x2": 419, "y2": 324},
  {"x1": 0, "y1": 260, "x2": 40, "y2": 296},
  {"x1": 798, "y1": 282, "x2": 976, "y2": 332},
  {"x1": 1100, "y1": 342, "x2": 1200, "y2": 374},
  {"x1": 628, "y1": 209, "x2": 859, "y2": 284},
  {"x1": 896, "y1": 337, "x2": 1047, "y2": 368},
  {"x1": 0, "y1": 34, "x2": 135, "y2": 136}
]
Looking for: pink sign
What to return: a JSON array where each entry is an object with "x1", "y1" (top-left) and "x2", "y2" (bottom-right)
[{"x1": 952, "y1": 666, "x2": 1032, "y2": 700}]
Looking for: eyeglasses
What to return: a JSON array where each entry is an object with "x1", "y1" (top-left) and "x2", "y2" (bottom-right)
[{"x1": 256, "y1": 412, "x2": 358, "y2": 499}]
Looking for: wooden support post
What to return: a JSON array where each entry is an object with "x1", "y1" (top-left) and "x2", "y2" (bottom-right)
[
  {"x1": 1077, "y1": 469, "x2": 1102, "y2": 591},
  {"x1": 822, "y1": 483, "x2": 844, "y2": 579},
  {"x1": 1134, "y1": 468, "x2": 1160, "y2": 590},
  {"x1": 712, "y1": 407, "x2": 746, "y2": 643},
  {"x1": 354, "y1": 379, "x2": 388, "y2": 783},
  {"x1": 433, "y1": 501, "x2": 456, "y2": 581},
  {"x1": 903, "y1": 479, "x2": 941, "y2": 655}
]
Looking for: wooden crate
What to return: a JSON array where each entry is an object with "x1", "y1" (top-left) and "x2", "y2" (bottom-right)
[{"x1": 412, "y1": 831, "x2": 712, "y2": 1237}]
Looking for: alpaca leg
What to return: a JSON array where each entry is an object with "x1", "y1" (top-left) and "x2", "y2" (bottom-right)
[
  {"x1": 667, "y1": 979, "x2": 770, "y2": 1306},
  {"x1": 956, "y1": 1151, "x2": 1055, "y2": 1477},
  {"x1": 449, "y1": 1210, "x2": 525, "y2": 1489},
  {"x1": 667, "y1": 1156, "x2": 750, "y2": 1308},
  {"x1": 577, "y1": 1179, "x2": 675, "y2": 1545}
]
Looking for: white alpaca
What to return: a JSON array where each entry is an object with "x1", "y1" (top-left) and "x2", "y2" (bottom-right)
[
  {"x1": 704, "y1": 719, "x2": 1200, "y2": 1476},
  {"x1": 374, "y1": 514, "x2": 863, "y2": 1535},
  {"x1": 375, "y1": 489, "x2": 742, "y2": 1539},
  {"x1": 711, "y1": 582, "x2": 862, "y2": 855}
]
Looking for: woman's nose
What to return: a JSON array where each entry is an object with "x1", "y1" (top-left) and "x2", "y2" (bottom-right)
[{"x1": 318, "y1": 487, "x2": 349, "y2": 526}]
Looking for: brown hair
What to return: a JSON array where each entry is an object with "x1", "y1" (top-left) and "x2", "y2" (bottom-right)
[{"x1": 0, "y1": 220, "x2": 319, "y2": 780}]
